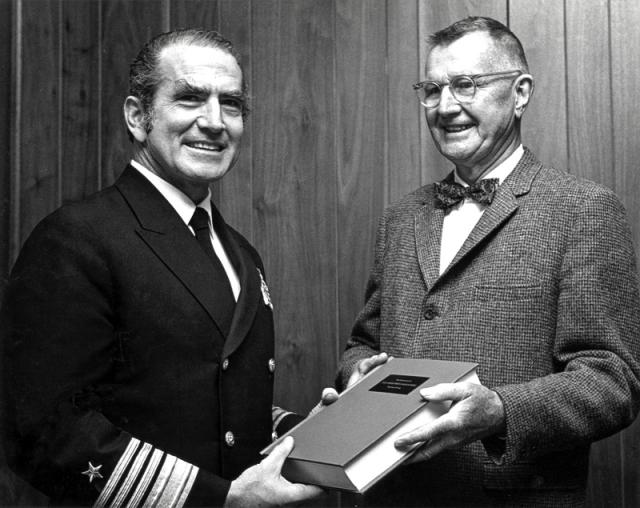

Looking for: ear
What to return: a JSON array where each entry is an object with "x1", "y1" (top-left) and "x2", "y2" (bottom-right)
[
  {"x1": 514, "y1": 74, "x2": 534, "y2": 119},
  {"x1": 123, "y1": 96, "x2": 149, "y2": 143}
]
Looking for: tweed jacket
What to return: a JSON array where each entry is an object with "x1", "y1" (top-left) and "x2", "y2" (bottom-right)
[
  {"x1": 1, "y1": 166, "x2": 281, "y2": 507},
  {"x1": 340, "y1": 148, "x2": 640, "y2": 507}
]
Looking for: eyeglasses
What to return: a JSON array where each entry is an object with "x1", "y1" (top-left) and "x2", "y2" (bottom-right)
[{"x1": 412, "y1": 70, "x2": 523, "y2": 109}]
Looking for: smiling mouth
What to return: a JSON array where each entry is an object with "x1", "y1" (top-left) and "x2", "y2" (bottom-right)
[
  {"x1": 443, "y1": 124, "x2": 473, "y2": 134},
  {"x1": 186, "y1": 141, "x2": 225, "y2": 152}
]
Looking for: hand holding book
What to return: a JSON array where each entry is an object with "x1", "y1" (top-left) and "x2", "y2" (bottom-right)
[{"x1": 396, "y1": 381, "x2": 506, "y2": 464}]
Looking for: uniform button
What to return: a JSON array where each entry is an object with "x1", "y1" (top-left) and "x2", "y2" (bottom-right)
[
  {"x1": 225, "y1": 431, "x2": 235, "y2": 447},
  {"x1": 271, "y1": 431, "x2": 278, "y2": 441},
  {"x1": 222, "y1": 358, "x2": 229, "y2": 371},
  {"x1": 423, "y1": 304, "x2": 439, "y2": 320},
  {"x1": 268, "y1": 358, "x2": 276, "y2": 373}
]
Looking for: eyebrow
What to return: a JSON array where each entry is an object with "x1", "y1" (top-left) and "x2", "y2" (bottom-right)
[
  {"x1": 173, "y1": 79, "x2": 244, "y2": 98},
  {"x1": 173, "y1": 79, "x2": 210, "y2": 97}
]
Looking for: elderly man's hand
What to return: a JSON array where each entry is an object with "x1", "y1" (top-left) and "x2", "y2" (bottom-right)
[
  {"x1": 344, "y1": 352, "x2": 390, "y2": 390},
  {"x1": 308, "y1": 352, "x2": 390, "y2": 418},
  {"x1": 394, "y1": 382, "x2": 505, "y2": 463}
]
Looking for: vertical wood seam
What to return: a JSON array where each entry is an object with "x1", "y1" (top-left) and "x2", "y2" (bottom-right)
[
  {"x1": 332, "y1": 0, "x2": 340, "y2": 366},
  {"x1": 606, "y1": 0, "x2": 616, "y2": 193},
  {"x1": 98, "y1": 0, "x2": 103, "y2": 190},
  {"x1": 562, "y1": 0, "x2": 573, "y2": 173},
  {"x1": 10, "y1": 0, "x2": 22, "y2": 264},
  {"x1": 57, "y1": 0, "x2": 62, "y2": 207}
]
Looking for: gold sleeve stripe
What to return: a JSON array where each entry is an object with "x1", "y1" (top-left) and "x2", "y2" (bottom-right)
[
  {"x1": 175, "y1": 464, "x2": 199, "y2": 508},
  {"x1": 152, "y1": 457, "x2": 198, "y2": 508},
  {"x1": 142, "y1": 454, "x2": 177, "y2": 507},
  {"x1": 94, "y1": 438, "x2": 141, "y2": 508},
  {"x1": 110, "y1": 442, "x2": 153, "y2": 507},
  {"x1": 93, "y1": 440, "x2": 198, "y2": 508},
  {"x1": 125, "y1": 448, "x2": 164, "y2": 508}
]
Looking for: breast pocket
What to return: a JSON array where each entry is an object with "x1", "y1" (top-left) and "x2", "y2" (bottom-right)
[{"x1": 473, "y1": 284, "x2": 543, "y2": 301}]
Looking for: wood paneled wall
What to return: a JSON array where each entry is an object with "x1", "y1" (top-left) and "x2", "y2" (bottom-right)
[{"x1": 2, "y1": 0, "x2": 640, "y2": 506}]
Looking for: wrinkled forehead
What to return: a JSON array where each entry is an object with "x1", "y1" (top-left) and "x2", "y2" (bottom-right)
[
  {"x1": 425, "y1": 32, "x2": 510, "y2": 78},
  {"x1": 157, "y1": 44, "x2": 243, "y2": 85}
]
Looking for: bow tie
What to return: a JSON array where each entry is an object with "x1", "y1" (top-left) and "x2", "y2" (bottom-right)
[{"x1": 434, "y1": 178, "x2": 499, "y2": 209}]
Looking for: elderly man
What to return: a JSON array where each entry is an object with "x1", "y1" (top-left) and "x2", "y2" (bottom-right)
[
  {"x1": 1, "y1": 29, "x2": 320, "y2": 507},
  {"x1": 338, "y1": 16, "x2": 640, "y2": 507}
]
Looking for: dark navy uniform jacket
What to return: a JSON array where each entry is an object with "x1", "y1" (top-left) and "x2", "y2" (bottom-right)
[{"x1": 2, "y1": 166, "x2": 284, "y2": 506}]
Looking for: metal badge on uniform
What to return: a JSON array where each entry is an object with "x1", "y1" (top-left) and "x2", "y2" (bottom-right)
[
  {"x1": 81, "y1": 461, "x2": 103, "y2": 483},
  {"x1": 257, "y1": 268, "x2": 273, "y2": 310}
]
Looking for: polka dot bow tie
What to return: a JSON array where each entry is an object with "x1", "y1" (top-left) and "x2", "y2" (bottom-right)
[{"x1": 434, "y1": 178, "x2": 499, "y2": 209}]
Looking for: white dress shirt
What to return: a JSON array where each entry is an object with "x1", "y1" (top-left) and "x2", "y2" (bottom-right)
[
  {"x1": 439, "y1": 145, "x2": 524, "y2": 275},
  {"x1": 130, "y1": 160, "x2": 240, "y2": 301}
]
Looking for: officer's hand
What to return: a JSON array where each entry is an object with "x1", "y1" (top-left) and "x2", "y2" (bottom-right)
[
  {"x1": 394, "y1": 382, "x2": 505, "y2": 464},
  {"x1": 224, "y1": 436, "x2": 323, "y2": 507}
]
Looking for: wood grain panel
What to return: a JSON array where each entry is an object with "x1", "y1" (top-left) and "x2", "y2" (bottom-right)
[
  {"x1": 610, "y1": 2, "x2": 640, "y2": 506},
  {"x1": 509, "y1": 0, "x2": 568, "y2": 170},
  {"x1": 418, "y1": 0, "x2": 507, "y2": 184},
  {"x1": 100, "y1": 0, "x2": 167, "y2": 188},
  {"x1": 611, "y1": 0, "x2": 640, "y2": 247},
  {"x1": 0, "y1": 0, "x2": 12, "y2": 283},
  {"x1": 566, "y1": 4, "x2": 618, "y2": 506},
  {"x1": 61, "y1": 0, "x2": 101, "y2": 203},
  {"x1": 335, "y1": 0, "x2": 386, "y2": 354},
  {"x1": 218, "y1": 0, "x2": 254, "y2": 240},
  {"x1": 565, "y1": 0, "x2": 614, "y2": 185},
  {"x1": 387, "y1": 0, "x2": 422, "y2": 204},
  {"x1": 18, "y1": 0, "x2": 60, "y2": 245},
  {"x1": 170, "y1": 0, "x2": 219, "y2": 30},
  {"x1": 251, "y1": 0, "x2": 337, "y2": 413}
]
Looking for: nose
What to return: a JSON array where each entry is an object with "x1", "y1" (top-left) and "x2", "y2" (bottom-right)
[
  {"x1": 196, "y1": 99, "x2": 225, "y2": 131},
  {"x1": 437, "y1": 85, "x2": 462, "y2": 115}
]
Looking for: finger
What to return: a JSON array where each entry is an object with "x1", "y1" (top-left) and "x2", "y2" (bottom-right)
[
  {"x1": 321, "y1": 387, "x2": 339, "y2": 405},
  {"x1": 394, "y1": 415, "x2": 456, "y2": 450},
  {"x1": 406, "y1": 436, "x2": 454, "y2": 463},
  {"x1": 358, "y1": 352, "x2": 389, "y2": 374},
  {"x1": 262, "y1": 435, "x2": 295, "y2": 471},
  {"x1": 419, "y1": 382, "x2": 474, "y2": 402}
]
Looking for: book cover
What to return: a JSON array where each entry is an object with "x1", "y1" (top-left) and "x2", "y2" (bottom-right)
[{"x1": 262, "y1": 358, "x2": 479, "y2": 493}]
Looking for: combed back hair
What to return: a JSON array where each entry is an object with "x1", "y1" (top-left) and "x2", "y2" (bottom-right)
[
  {"x1": 428, "y1": 16, "x2": 529, "y2": 72},
  {"x1": 127, "y1": 28, "x2": 248, "y2": 140}
]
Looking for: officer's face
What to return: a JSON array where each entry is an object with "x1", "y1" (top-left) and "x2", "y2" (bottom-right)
[{"x1": 128, "y1": 44, "x2": 244, "y2": 202}]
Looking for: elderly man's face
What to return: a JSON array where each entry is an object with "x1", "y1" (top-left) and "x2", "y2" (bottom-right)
[
  {"x1": 424, "y1": 32, "x2": 522, "y2": 181},
  {"x1": 132, "y1": 44, "x2": 244, "y2": 202}
]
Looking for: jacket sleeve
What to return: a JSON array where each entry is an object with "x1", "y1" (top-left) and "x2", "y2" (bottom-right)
[
  {"x1": 493, "y1": 186, "x2": 640, "y2": 462},
  {"x1": 1, "y1": 210, "x2": 230, "y2": 507}
]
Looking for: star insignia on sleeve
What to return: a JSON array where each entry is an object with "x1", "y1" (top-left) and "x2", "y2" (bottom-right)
[{"x1": 81, "y1": 461, "x2": 104, "y2": 483}]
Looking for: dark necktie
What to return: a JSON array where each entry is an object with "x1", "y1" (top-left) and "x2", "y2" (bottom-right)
[
  {"x1": 434, "y1": 178, "x2": 499, "y2": 210},
  {"x1": 189, "y1": 207, "x2": 235, "y2": 334}
]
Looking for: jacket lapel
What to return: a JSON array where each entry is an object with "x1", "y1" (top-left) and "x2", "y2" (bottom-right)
[
  {"x1": 116, "y1": 166, "x2": 234, "y2": 337},
  {"x1": 440, "y1": 148, "x2": 543, "y2": 279},
  {"x1": 415, "y1": 198, "x2": 446, "y2": 292}
]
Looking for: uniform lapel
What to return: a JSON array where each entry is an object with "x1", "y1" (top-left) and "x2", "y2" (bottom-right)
[
  {"x1": 208, "y1": 203, "x2": 262, "y2": 358},
  {"x1": 116, "y1": 166, "x2": 233, "y2": 337}
]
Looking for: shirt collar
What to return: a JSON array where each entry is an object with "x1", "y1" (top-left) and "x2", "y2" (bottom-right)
[
  {"x1": 130, "y1": 160, "x2": 212, "y2": 226},
  {"x1": 454, "y1": 144, "x2": 524, "y2": 187}
]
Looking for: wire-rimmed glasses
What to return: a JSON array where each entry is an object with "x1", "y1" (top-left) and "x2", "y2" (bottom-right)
[{"x1": 413, "y1": 70, "x2": 523, "y2": 109}]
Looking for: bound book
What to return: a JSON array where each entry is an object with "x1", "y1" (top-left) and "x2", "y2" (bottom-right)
[{"x1": 262, "y1": 358, "x2": 479, "y2": 493}]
